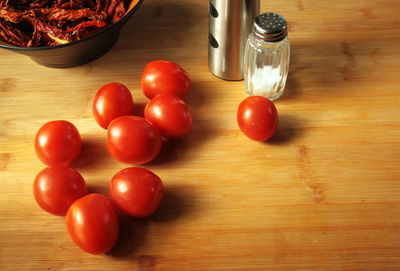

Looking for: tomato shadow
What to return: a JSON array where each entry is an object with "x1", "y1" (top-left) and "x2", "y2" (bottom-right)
[
  {"x1": 146, "y1": 138, "x2": 182, "y2": 165},
  {"x1": 266, "y1": 114, "x2": 304, "y2": 145},
  {"x1": 87, "y1": 182, "x2": 109, "y2": 195},
  {"x1": 147, "y1": 117, "x2": 216, "y2": 166},
  {"x1": 186, "y1": 80, "x2": 208, "y2": 108},
  {"x1": 107, "y1": 214, "x2": 149, "y2": 258},
  {"x1": 107, "y1": 184, "x2": 197, "y2": 258},
  {"x1": 72, "y1": 136, "x2": 113, "y2": 170},
  {"x1": 132, "y1": 102, "x2": 146, "y2": 117},
  {"x1": 149, "y1": 184, "x2": 196, "y2": 222}
]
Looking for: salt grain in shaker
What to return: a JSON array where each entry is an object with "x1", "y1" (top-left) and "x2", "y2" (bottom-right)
[{"x1": 244, "y1": 13, "x2": 290, "y2": 100}]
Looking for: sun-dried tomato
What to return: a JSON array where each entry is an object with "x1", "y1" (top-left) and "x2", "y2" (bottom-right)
[
  {"x1": 67, "y1": 19, "x2": 106, "y2": 33},
  {"x1": 29, "y1": 17, "x2": 73, "y2": 43},
  {"x1": 30, "y1": 0, "x2": 50, "y2": 8},
  {"x1": 67, "y1": 19, "x2": 106, "y2": 39},
  {"x1": 111, "y1": 0, "x2": 124, "y2": 23},
  {"x1": 85, "y1": 0, "x2": 95, "y2": 10},
  {"x1": 0, "y1": 18, "x2": 29, "y2": 46},
  {"x1": 0, "y1": 0, "x2": 128, "y2": 47},
  {"x1": 0, "y1": 8, "x2": 28, "y2": 23},
  {"x1": 31, "y1": 8, "x2": 99, "y2": 21},
  {"x1": 27, "y1": 27, "x2": 46, "y2": 47}
]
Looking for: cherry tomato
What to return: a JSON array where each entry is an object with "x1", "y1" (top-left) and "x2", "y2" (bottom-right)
[
  {"x1": 35, "y1": 120, "x2": 81, "y2": 166},
  {"x1": 33, "y1": 166, "x2": 87, "y2": 216},
  {"x1": 141, "y1": 60, "x2": 191, "y2": 99},
  {"x1": 237, "y1": 96, "x2": 278, "y2": 142},
  {"x1": 109, "y1": 167, "x2": 164, "y2": 217},
  {"x1": 144, "y1": 93, "x2": 192, "y2": 138},
  {"x1": 92, "y1": 82, "x2": 134, "y2": 129},
  {"x1": 107, "y1": 116, "x2": 162, "y2": 164},
  {"x1": 66, "y1": 194, "x2": 119, "y2": 254}
]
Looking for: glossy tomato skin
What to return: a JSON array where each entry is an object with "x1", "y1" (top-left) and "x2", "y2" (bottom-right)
[
  {"x1": 92, "y1": 82, "x2": 134, "y2": 129},
  {"x1": 144, "y1": 93, "x2": 192, "y2": 138},
  {"x1": 107, "y1": 116, "x2": 162, "y2": 164},
  {"x1": 141, "y1": 60, "x2": 191, "y2": 99},
  {"x1": 35, "y1": 120, "x2": 81, "y2": 166},
  {"x1": 109, "y1": 167, "x2": 164, "y2": 217},
  {"x1": 237, "y1": 96, "x2": 278, "y2": 142},
  {"x1": 33, "y1": 166, "x2": 87, "y2": 216},
  {"x1": 66, "y1": 194, "x2": 119, "y2": 254}
]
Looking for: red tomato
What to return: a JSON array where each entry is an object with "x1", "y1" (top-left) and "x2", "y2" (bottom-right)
[
  {"x1": 33, "y1": 166, "x2": 87, "y2": 216},
  {"x1": 237, "y1": 96, "x2": 278, "y2": 142},
  {"x1": 35, "y1": 120, "x2": 81, "y2": 166},
  {"x1": 144, "y1": 93, "x2": 192, "y2": 138},
  {"x1": 141, "y1": 60, "x2": 191, "y2": 99},
  {"x1": 92, "y1": 82, "x2": 134, "y2": 129},
  {"x1": 107, "y1": 116, "x2": 162, "y2": 164},
  {"x1": 109, "y1": 167, "x2": 164, "y2": 217},
  {"x1": 66, "y1": 194, "x2": 119, "y2": 254}
]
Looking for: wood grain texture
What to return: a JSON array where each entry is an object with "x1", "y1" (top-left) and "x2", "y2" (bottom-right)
[{"x1": 1, "y1": 0, "x2": 400, "y2": 270}]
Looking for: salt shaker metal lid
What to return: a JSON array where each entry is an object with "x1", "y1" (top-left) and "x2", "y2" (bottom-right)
[
  {"x1": 253, "y1": 13, "x2": 288, "y2": 42},
  {"x1": 208, "y1": 0, "x2": 260, "y2": 81}
]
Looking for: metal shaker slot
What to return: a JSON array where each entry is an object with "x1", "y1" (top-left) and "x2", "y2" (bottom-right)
[
  {"x1": 210, "y1": 4, "x2": 219, "y2": 17},
  {"x1": 209, "y1": 34, "x2": 219, "y2": 48}
]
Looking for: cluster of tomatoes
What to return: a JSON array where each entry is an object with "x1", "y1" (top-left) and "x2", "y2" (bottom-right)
[
  {"x1": 32, "y1": 58, "x2": 279, "y2": 254},
  {"x1": 33, "y1": 60, "x2": 192, "y2": 254}
]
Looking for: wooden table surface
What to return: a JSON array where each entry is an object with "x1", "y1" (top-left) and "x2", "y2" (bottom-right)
[{"x1": 1, "y1": 0, "x2": 400, "y2": 270}]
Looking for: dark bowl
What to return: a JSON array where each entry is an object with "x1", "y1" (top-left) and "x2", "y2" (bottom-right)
[{"x1": 0, "y1": 0, "x2": 144, "y2": 68}]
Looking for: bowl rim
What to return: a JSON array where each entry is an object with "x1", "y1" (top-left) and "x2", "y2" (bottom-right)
[{"x1": 0, "y1": 0, "x2": 144, "y2": 51}]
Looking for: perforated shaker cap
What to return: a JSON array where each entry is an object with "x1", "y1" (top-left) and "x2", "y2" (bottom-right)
[{"x1": 253, "y1": 13, "x2": 288, "y2": 42}]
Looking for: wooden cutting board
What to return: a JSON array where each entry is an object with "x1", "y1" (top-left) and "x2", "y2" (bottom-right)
[{"x1": 1, "y1": 0, "x2": 399, "y2": 270}]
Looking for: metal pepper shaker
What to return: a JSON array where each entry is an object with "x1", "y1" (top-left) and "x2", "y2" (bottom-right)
[{"x1": 208, "y1": 0, "x2": 260, "y2": 80}]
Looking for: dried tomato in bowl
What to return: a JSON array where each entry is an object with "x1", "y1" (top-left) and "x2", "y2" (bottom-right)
[{"x1": 0, "y1": 0, "x2": 130, "y2": 47}]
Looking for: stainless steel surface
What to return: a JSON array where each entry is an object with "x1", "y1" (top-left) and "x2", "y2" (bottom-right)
[
  {"x1": 208, "y1": 0, "x2": 260, "y2": 80},
  {"x1": 253, "y1": 13, "x2": 287, "y2": 43}
]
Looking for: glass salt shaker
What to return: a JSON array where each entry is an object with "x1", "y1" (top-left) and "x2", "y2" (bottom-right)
[{"x1": 244, "y1": 13, "x2": 290, "y2": 100}]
